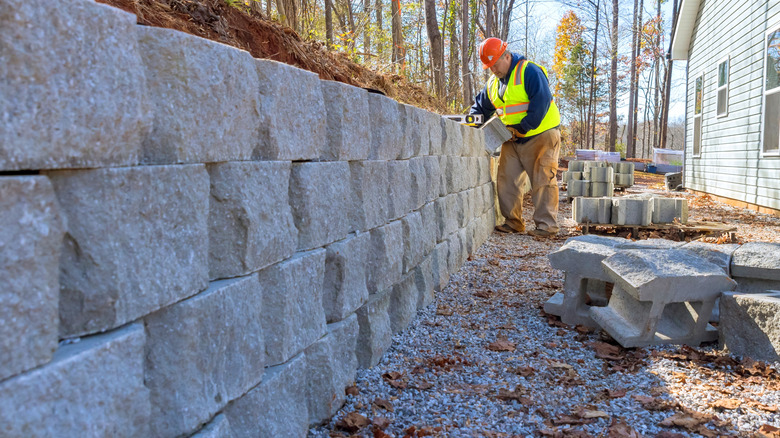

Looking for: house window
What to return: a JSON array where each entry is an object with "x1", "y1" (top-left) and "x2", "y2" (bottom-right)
[
  {"x1": 693, "y1": 74, "x2": 703, "y2": 156},
  {"x1": 717, "y1": 58, "x2": 729, "y2": 117},
  {"x1": 764, "y1": 27, "x2": 780, "y2": 154}
]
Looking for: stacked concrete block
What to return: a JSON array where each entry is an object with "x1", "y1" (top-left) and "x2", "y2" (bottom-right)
[
  {"x1": 414, "y1": 107, "x2": 432, "y2": 157},
  {"x1": 590, "y1": 249, "x2": 737, "y2": 348},
  {"x1": 402, "y1": 211, "x2": 426, "y2": 273},
  {"x1": 138, "y1": 27, "x2": 260, "y2": 164},
  {"x1": 441, "y1": 117, "x2": 465, "y2": 156},
  {"x1": 366, "y1": 221, "x2": 404, "y2": 294},
  {"x1": 320, "y1": 80, "x2": 371, "y2": 161},
  {"x1": 572, "y1": 197, "x2": 612, "y2": 224},
  {"x1": 422, "y1": 111, "x2": 444, "y2": 156},
  {"x1": 419, "y1": 202, "x2": 440, "y2": 258},
  {"x1": 207, "y1": 161, "x2": 297, "y2": 279},
  {"x1": 422, "y1": 156, "x2": 442, "y2": 203},
  {"x1": 681, "y1": 241, "x2": 739, "y2": 275},
  {"x1": 355, "y1": 292, "x2": 393, "y2": 368},
  {"x1": 462, "y1": 123, "x2": 487, "y2": 157},
  {"x1": 323, "y1": 233, "x2": 370, "y2": 323},
  {"x1": 390, "y1": 274, "x2": 419, "y2": 334},
  {"x1": 611, "y1": 162, "x2": 635, "y2": 188},
  {"x1": 191, "y1": 415, "x2": 232, "y2": 438},
  {"x1": 408, "y1": 157, "x2": 427, "y2": 211},
  {"x1": 730, "y1": 242, "x2": 780, "y2": 293},
  {"x1": 349, "y1": 160, "x2": 390, "y2": 231},
  {"x1": 368, "y1": 93, "x2": 404, "y2": 160},
  {"x1": 589, "y1": 166, "x2": 615, "y2": 197},
  {"x1": 611, "y1": 197, "x2": 653, "y2": 226},
  {"x1": 1, "y1": 0, "x2": 151, "y2": 171},
  {"x1": 616, "y1": 238, "x2": 685, "y2": 250},
  {"x1": 665, "y1": 171, "x2": 683, "y2": 190},
  {"x1": 545, "y1": 235, "x2": 624, "y2": 327},
  {"x1": 567, "y1": 179, "x2": 591, "y2": 198},
  {"x1": 652, "y1": 197, "x2": 689, "y2": 224},
  {"x1": 388, "y1": 160, "x2": 413, "y2": 220},
  {"x1": 414, "y1": 255, "x2": 437, "y2": 308},
  {"x1": 568, "y1": 160, "x2": 586, "y2": 172},
  {"x1": 433, "y1": 241, "x2": 452, "y2": 291},
  {"x1": 224, "y1": 353, "x2": 309, "y2": 438},
  {"x1": 144, "y1": 275, "x2": 264, "y2": 437},
  {"x1": 0, "y1": 324, "x2": 150, "y2": 436},
  {"x1": 398, "y1": 104, "x2": 419, "y2": 159},
  {"x1": 253, "y1": 59, "x2": 326, "y2": 160},
  {"x1": 719, "y1": 291, "x2": 780, "y2": 362},
  {"x1": 48, "y1": 165, "x2": 209, "y2": 337},
  {"x1": 0, "y1": 177, "x2": 64, "y2": 381},
  {"x1": 480, "y1": 116, "x2": 512, "y2": 155},
  {"x1": 258, "y1": 250, "x2": 327, "y2": 365},
  {"x1": 290, "y1": 162, "x2": 351, "y2": 250}
]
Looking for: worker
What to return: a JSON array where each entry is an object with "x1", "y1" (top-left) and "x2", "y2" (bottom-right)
[{"x1": 470, "y1": 37, "x2": 561, "y2": 237}]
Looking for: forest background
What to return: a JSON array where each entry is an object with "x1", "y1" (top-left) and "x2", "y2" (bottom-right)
[{"x1": 173, "y1": 0, "x2": 689, "y2": 159}]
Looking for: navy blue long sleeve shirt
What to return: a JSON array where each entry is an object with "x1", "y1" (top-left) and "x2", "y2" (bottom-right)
[{"x1": 470, "y1": 53, "x2": 555, "y2": 142}]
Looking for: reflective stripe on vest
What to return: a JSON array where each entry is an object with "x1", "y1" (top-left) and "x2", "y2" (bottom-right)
[{"x1": 488, "y1": 59, "x2": 561, "y2": 138}]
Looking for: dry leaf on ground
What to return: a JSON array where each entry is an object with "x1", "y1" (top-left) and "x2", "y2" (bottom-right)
[
  {"x1": 335, "y1": 412, "x2": 370, "y2": 433},
  {"x1": 487, "y1": 337, "x2": 516, "y2": 352},
  {"x1": 372, "y1": 398, "x2": 393, "y2": 412},
  {"x1": 757, "y1": 424, "x2": 780, "y2": 438},
  {"x1": 710, "y1": 398, "x2": 741, "y2": 410},
  {"x1": 607, "y1": 418, "x2": 641, "y2": 437}
]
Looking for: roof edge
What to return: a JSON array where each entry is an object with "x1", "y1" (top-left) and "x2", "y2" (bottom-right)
[{"x1": 670, "y1": 0, "x2": 702, "y2": 60}]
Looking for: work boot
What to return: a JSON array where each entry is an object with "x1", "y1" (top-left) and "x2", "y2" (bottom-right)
[
  {"x1": 527, "y1": 228, "x2": 556, "y2": 237},
  {"x1": 495, "y1": 223, "x2": 524, "y2": 233}
]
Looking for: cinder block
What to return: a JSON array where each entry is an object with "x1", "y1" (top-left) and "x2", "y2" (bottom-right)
[
  {"x1": 138, "y1": 27, "x2": 259, "y2": 164},
  {"x1": 567, "y1": 179, "x2": 590, "y2": 198},
  {"x1": 408, "y1": 157, "x2": 427, "y2": 211},
  {"x1": 652, "y1": 198, "x2": 689, "y2": 224},
  {"x1": 323, "y1": 232, "x2": 370, "y2": 323},
  {"x1": 253, "y1": 59, "x2": 325, "y2": 160},
  {"x1": 356, "y1": 291, "x2": 392, "y2": 368},
  {"x1": 479, "y1": 116, "x2": 511, "y2": 155},
  {"x1": 388, "y1": 160, "x2": 413, "y2": 220},
  {"x1": 305, "y1": 314, "x2": 358, "y2": 425},
  {"x1": 0, "y1": 177, "x2": 63, "y2": 380},
  {"x1": 224, "y1": 353, "x2": 308, "y2": 438},
  {"x1": 349, "y1": 160, "x2": 390, "y2": 231},
  {"x1": 568, "y1": 161, "x2": 585, "y2": 172},
  {"x1": 615, "y1": 173, "x2": 634, "y2": 187},
  {"x1": 590, "y1": 249, "x2": 737, "y2": 347},
  {"x1": 402, "y1": 211, "x2": 426, "y2": 274},
  {"x1": 368, "y1": 94, "x2": 403, "y2": 160},
  {"x1": 422, "y1": 156, "x2": 441, "y2": 203},
  {"x1": 0, "y1": 324, "x2": 150, "y2": 437},
  {"x1": 390, "y1": 274, "x2": 418, "y2": 334},
  {"x1": 731, "y1": 242, "x2": 780, "y2": 281},
  {"x1": 207, "y1": 162, "x2": 297, "y2": 280},
  {"x1": 719, "y1": 291, "x2": 780, "y2": 362},
  {"x1": 588, "y1": 166, "x2": 614, "y2": 183},
  {"x1": 145, "y1": 275, "x2": 264, "y2": 438},
  {"x1": 1, "y1": 0, "x2": 150, "y2": 171},
  {"x1": 570, "y1": 171, "x2": 583, "y2": 180},
  {"x1": 290, "y1": 162, "x2": 351, "y2": 250},
  {"x1": 366, "y1": 220, "x2": 404, "y2": 294},
  {"x1": 399, "y1": 104, "x2": 420, "y2": 159},
  {"x1": 191, "y1": 415, "x2": 232, "y2": 438},
  {"x1": 47, "y1": 165, "x2": 209, "y2": 337},
  {"x1": 583, "y1": 161, "x2": 607, "y2": 172},
  {"x1": 320, "y1": 80, "x2": 371, "y2": 161},
  {"x1": 590, "y1": 182, "x2": 614, "y2": 197},
  {"x1": 616, "y1": 162, "x2": 635, "y2": 174},
  {"x1": 665, "y1": 172, "x2": 683, "y2": 190},
  {"x1": 561, "y1": 171, "x2": 571, "y2": 185},
  {"x1": 259, "y1": 250, "x2": 327, "y2": 365},
  {"x1": 572, "y1": 197, "x2": 612, "y2": 224},
  {"x1": 611, "y1": 197, "x2": 653, "y2": 226},
  {"x1": 441, "y1": 117, "x2": 464, "y2": 156}
]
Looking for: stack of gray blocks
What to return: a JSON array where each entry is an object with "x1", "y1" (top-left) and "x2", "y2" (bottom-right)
[
  {"x1": 573, "y1": 195, "x2": 688, "y2": 227},
  {"x1": 0, "y1": 1, "x2": 497, "y2": 436},
  {"x1": 563, "y1": 160, "x2": 634, "y2": 199},
  {"x1": 546, "y1": 237, "x2": 780, "y2": 359}
]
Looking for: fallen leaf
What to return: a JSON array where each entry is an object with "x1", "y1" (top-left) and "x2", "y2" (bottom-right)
[
  {"x1": 372, "y1": 428, "x2": 391, "y2": 438},
  {"x1": 496, "y1": 386, "x2": 532, "y2": 405},
  {"x1": 475, "y1": 290, "x2": 492, "y2": 298},
  {"x1": 757, "y1": 424, "x2": 780, "y2": 438},
  {"x1": 549, "y1": 360, "x2": 573, "y2": 370},
  {"x1": 488, "y1": 337, "x2": 516, "y2": 352},
  {"x1": 710, "y1": 398, "x2": 740, "y2": 410},
  {"x1": 654, "y1": 432, "x2": 685, "y2": 438},
  {"x1": 513, "y1": 366, "x2": 535, "y2": 377},
  {"x1": 589, "y1": 341, "x2": 624, "y2": 361},
  {"x1": 382, "y1": 371, "x2": 407, "y2": 389},
  {"x1": 580, "y1": 409, "x2": 609, "y2": 419},
  {"x1": 411, "y1": 365, "x2": 426, "y2": 375},
  {"x1": 436, "y1": 306, "x2": 453, "y2": 316},
  {"x1": 607, "y1": 418, "x2": 641, "y2": 437},
  {"x1": 335, "y1": 412, "x2": 370, "y2": 433},
  {"x1": 372, "y1": 416, "x2": 392, "y2": 429},
  {"x1": 412, "y1": 380, "x2": 434, "y2": 390},
  {"x1": 372, "y1": 398, "x2": 393, "y2": 412},
  {"x1": 749, "y1": 401, "x2": 779, "y2": 412},
  {"x1": 345, "y1": 386, "x2": 359, "y2": 396},
  {"x1": 575, "y1": 325, "x2": 595, "y2": 334},
  {"x1": 604, "y1": 388, "x2": 627, "y2": 398},
  {"x1": 552, "y1": 415, "x2": 593, "y2": 426}
]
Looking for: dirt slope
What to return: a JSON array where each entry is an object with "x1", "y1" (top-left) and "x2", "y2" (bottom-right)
[{"x1": 97, "y1": 0, "x2": 448, "y2": 113}]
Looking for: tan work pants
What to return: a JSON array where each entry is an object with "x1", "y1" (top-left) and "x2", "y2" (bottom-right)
[{"x1": 496, "y1": 128, "x2": 561, "y2": 233}]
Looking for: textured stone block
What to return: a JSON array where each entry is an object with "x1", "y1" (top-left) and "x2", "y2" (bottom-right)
[
  {"x1": 422, "y1": 112, "x2": 444, "y2": 156},
  {"x1": 435, "y1": 196, "x2": 459, "y2": 240},
  {"x1": 0, "y1": 0, "x2": 151, "y2": 171},
  {"x1": 225, "y1": 353, "x2": 308, "y2": 438},
  {"x1": 290, "y1": 162, "x2": 351, "y2": 250},
  {"x1": 414, "y1": 255, "x2": 436, "y2": 308},
  {"x1": 259, "y1": 250, "x2": 327, "y2": 365},
  {"x1": 419, "y1": 202, "x2": 439, "y2": 254},
  {"x1": 611, "y1": 197, "x2": 653, "y2": 226},
  {"x1": 0, "y1": 177, "x2": 63, "y2": 381},
  {"x1": 445, "y1": 156, "x2": 468, "y2": 193},
  {"x1": 356, "y1": 291, "x2": 392, "y2": 368},
  {"x1": 402, "y1": 211, "x2": 426, "y2": 274},
  {"x1": 573, "y1": 197, "x2": 612, "y2": 224},
  {"x1": 366, "y1": 221, "x2": 404, "y2": 294},
  {"x1": 415, "y1": 107, "x2": 432, "y2": 156},
  {"x1": 652, "y1": 198, "x2": 689, "y2": 224},
  {"x1": 590, "y1": 182, "x2": 614, "y2": 198},
  {"x1": 305, "y1": 314, "x2": 358, "y2": 425},
  {"x1": 681, "y1": 241, "x2": 739, "y2": 275},
  {"x1": 422, "y1": 156, "x2": 442, "y2": 202},
  {"x1": 409, "y1": 157, "x2": 427, "y2": 211},
  {"x1": 323, "y1": 232, "x2": 370, "y2": 323},
  {"x1": 719, "y1": 291, "x2": 780, "y2": 362},
  {"x1": 441, "y1": 117, "x2": 465, "y2": 156},
  {"x1": 191, "y1": 415, "x2": 233, "y2": 438},
  {"x1": 438, "y1": 156, "x2": 450, "y2": 196},
  {"x1": 481, "y1": 183, "x2": 494, "y2": 214},
  {"x1": 368, "y1": 93, "x2": 403, "y2": 160},
  {"x1": 388, "y1": 160, "x2": 413, "y2": 220},
  {"x1": 480, "y1": 116, "x2": 511, "y2": 155},
  {"x1": 399, "y1": 104, "x2": 420, "y2": 159},
  {"x1": 320, "y1": 80, "x2": 371, "y2": 160},
  {"x1": 479, "y1": 157, "x2": 492, "y2": 185},
  {"x1": 48, "y1": 165, "x2": 209, "y2": 337},
  {"x1": 138, "y1": 27, "x2": 259, "y2": 164},
  {"x1": 731, "y1": 242, "x2": 780, "y2": 281},
  {"x1": 446, "y1": 230, "x2": 466, "y2": 274},
  {"x1": 567, "y1": 179, "x2": 590, "y2": 198},
  {"x1": 207, "y1": 162, "x2": 297, "y2": 280},
  {"x1": 349, "y1": 161, "x2": 390, "y2": 231},
  {"x1": 616, "y1": 238, "x2": 684, "y2": 250},
  {"x1": 390, "y1": 274, "x2": 419, "y2": 334},
  {"x1": 145, "y1": 275, "x2": 264, "y2": 438},
  {"x1": 462, "y1": 123, "x2": 486, "y2": 157},
  {"x1": 0, "y1": 324, "x2": 150, "y2": 437},
  {"x1": 253, "y1": 59, "x2": 325, "y2": 160},
  {"x1": 433, "y1": 241, "x2": 451, "y2": 291}
]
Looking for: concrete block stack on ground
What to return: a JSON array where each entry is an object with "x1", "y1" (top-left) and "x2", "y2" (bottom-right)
[
  {"x1": 563, "y1": 160, "x2": 635, "y2": 198},
  {"x1": 0, "y1": 1, "x2": 497, "y2": 434},
  {"x1": 730, "y1": 242, "x2": 780, "y2": 293},
  {"x1": 719, "y1": 291, "x2": 780, "y2": 362}
]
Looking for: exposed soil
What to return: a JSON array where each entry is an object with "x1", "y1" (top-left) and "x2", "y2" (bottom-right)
[{"x1": 97, "y1": 0, "x2": 448, "y2": 113}]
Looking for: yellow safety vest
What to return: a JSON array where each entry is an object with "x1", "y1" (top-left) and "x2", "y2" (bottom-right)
[{"x1": 487, "y1": 60, "x2": 561, "y2": 138}]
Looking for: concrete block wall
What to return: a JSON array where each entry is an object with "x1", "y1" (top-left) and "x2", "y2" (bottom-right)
[{"x1": 0, "y1": 1, "x2": 496, "y2": 436}]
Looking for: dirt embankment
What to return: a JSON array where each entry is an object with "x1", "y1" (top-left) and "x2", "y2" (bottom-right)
[{"x1": 97, "y1": 0, "x2": 448, "y2": 113}]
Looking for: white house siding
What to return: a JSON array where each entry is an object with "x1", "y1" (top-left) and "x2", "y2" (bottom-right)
[{"x1": 684, "y1": 0, "x2": 780, "y2": 210}]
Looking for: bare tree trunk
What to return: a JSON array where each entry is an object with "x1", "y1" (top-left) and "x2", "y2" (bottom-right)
[
  {"x1": 391, "y1": 0, "x2": 405, "y2": 69},
  {"x1": 461, "y1": 0, "x2": 473, "y2": 107},
  {"x1": 627, "y1": 0, "x2": 640, "y2": 158},
  {"x1": 424, "y1": 0, "x2": 444, "y2": 96},
  {"x1": 497, "y1": 0, "x2": 515, "y2": 41},
  {"x1": 608, "y1": 0, "x2": 618, "y2": 152},
  {"x1": 586, "y1": 0, "x2": 600, "y2": 149},
  {"x1": 363, "y1": 0, "x2": 371, "y2": 56},
  {"x1": 448, "y1": 3, "x2": 461, "y2": 103},
  {"x1": 485, "y1": 0, "x2": 493, "y2": 37},
  {"x1": 659, "y1": 0, "x2": 678, "y2": 149},
  {"x1": 326, "y1": 0, "x2": 334, "y2": 48},
  {"x1": 276, "y1": 0, "x2": 298, "y2": 32}
]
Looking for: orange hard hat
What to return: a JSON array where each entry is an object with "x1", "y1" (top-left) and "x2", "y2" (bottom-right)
[{"x1": 479, "y1": 38, "x2": 508, "y2": 69}]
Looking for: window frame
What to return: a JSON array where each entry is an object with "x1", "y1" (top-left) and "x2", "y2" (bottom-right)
[
  {"x1": 762, "y1": 25, "x2": 780, "y2": 157},
  {"x1": 716, "y1": 56, "x2": 729, "y2": 118},
  {"x1": 692, "y1": 72, "x2": 704, "y2": 158}
]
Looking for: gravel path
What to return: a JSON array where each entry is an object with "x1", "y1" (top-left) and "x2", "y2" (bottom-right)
[{"x1": 310, "y1": 175, "x2": 780, "y2": 438}]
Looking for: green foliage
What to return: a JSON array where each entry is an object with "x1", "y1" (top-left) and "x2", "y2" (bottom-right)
[{"x1": 615, "y1": 141, "x2": 626, "y2": 158}]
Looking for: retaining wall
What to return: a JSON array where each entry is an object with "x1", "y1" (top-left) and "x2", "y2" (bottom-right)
[{"x1": 0, "y1": 1, "x2": 496, "y2": 436}]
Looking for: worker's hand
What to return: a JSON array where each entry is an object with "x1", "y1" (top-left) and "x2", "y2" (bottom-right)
[{"x1": 507, "y1": 126, "x2": 523, "y2": 140}]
